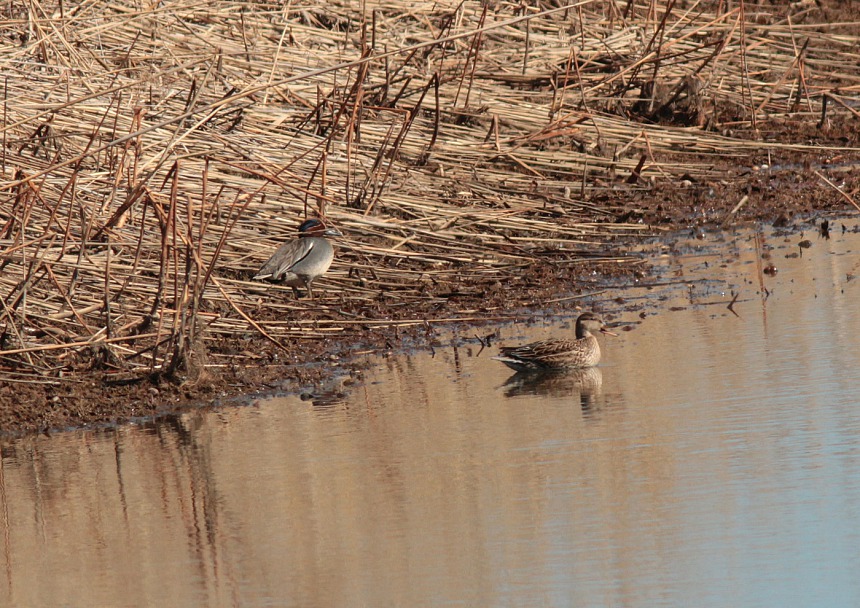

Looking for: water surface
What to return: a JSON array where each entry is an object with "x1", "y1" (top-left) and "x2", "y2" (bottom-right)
[{"x1": 2, "y1": 222, "x2": 859, "y2": 607}]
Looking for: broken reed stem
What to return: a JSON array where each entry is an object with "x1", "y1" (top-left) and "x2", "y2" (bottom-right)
[
  {"x1": 104, "y1": 234, "x2": 112, "y2": 340},
  {"x1": 2, "y1": 76, "x2": 6, "y2": 175},
  {"x1": 453, "y1": 4, "x2": 487, "y2": 108},
  {"x1": 814, "y1": 170, "x2": 860, "y2": 213},
  {"x1": 464, "y1": 5, "x2": 487, "y2": 109},
  {"x1": 170, "y1": 162, "x2": 181, "y2": 357},
  {"x1": 826, "y1": 93, "x2": 860, "y2": 122},
  {"x1": 0, "y1": 332, "x2": 161, "y2": 358},
  {"x1": 345, "y1": 53, "x2": 371, "y2": 207},
  {"x1": 320, "y1": 149, "x2": 328, "y2": 218},
  {"x1": 738, "y1": 0, "x2": 757, "y2": 130},
  {"x1": 522, "y1": 13, "x2": 530, "y2": 75},
  {"x1": 649, "y1": 0, "x2": 673, "y2": 96},
  {"x1": 163, "y1": 162, "x2": 186, "y2": 378},
  {"x1": 755, "y1": 38, "x2": 809, "y2": 116}
]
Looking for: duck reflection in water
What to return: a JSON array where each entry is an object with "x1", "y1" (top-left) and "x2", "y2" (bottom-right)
[{"x1": 501, "y1": 367, "x2": 604, "y2": 411}]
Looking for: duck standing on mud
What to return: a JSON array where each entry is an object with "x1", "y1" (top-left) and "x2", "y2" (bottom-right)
[
  {"x1": 253, "y1": 218, "x2": 342, "y2": 299},
  {"x1": 493, "y1": 312, "x2": 617, "y2": 372}
]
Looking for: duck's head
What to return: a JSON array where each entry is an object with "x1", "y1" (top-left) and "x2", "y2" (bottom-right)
[
  {"x1": 576, "y1": 312, "x2": 618, "y2": 338},
  {"x1": 298, "y1": 218, "x2": 343, "y2": 238}
]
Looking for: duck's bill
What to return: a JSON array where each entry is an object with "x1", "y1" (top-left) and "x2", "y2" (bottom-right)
[{"x1": 600, "y1": 326, "x2": 619, "y2": 336}]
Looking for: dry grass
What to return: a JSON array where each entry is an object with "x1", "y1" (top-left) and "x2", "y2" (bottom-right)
[{"x1": 1, "y1": 0, "x2": 859, "y2": 383}]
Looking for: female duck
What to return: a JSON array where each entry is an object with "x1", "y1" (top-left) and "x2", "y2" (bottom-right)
[{"x1": 493, "y1": 312, "x2": 617, "y2": 372}]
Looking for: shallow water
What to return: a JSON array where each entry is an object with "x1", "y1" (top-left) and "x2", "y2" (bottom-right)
[{"x1": 2, "y1": 221, "x2": 860, "y2": 607}]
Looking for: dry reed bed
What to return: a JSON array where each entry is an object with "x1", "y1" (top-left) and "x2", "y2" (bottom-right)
[{"x1": 1, "y1": 0, "x2": 859, "y2": 383}]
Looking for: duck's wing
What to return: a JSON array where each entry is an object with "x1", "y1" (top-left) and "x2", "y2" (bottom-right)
[
  {"x1": 253, "y1": 238, "x2": 317, "y2": 281},
  {"x1": 498, "y1": 338, "x2": 578, "y2": 363}
]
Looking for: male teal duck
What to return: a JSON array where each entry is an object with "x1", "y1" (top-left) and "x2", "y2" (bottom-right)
[
  {"x1": 493, "y1": 312, "x2": 617, "y2": 372},
  {"x1": 253, "y1": 218, "x2": 342, "y2": 299}
]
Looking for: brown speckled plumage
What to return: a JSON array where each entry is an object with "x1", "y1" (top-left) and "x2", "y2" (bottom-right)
[{"x1": 493, "y1": 312, "x2": 616, "y2": 372}]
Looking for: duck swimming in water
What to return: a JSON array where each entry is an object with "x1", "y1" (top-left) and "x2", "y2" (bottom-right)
[{"x1": 493, "y1": 312, "x2": 617, "y2": 372}]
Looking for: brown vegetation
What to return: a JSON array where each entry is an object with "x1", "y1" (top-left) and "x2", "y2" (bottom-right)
[{"x1": 1, "y1": 0, "x2": 859, "y2": 432}]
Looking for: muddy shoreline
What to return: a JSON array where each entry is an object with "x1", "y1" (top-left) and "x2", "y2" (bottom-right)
[
  {"x1": 4, "y1": 180, "x2": 856, "y2": 438},
  {"x1": 4, "y1": 121, "x2": 860, "y2": 436}
]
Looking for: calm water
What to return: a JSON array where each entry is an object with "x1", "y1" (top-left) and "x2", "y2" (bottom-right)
[{"x1": 2, "y1": 222, "x2": 860, "y2": 607}]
